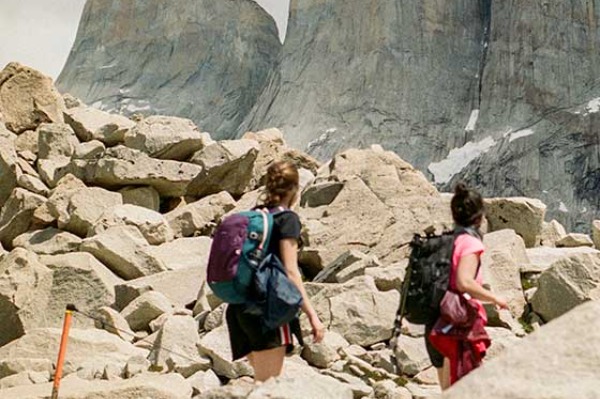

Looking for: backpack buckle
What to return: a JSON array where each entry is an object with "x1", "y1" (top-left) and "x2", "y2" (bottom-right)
[
  {"x1": 248, "y1": 231, "x2": 262, "y2": 241},
  {"x1": 248, "y1": 249, "x2": 263, "y2": 267}
]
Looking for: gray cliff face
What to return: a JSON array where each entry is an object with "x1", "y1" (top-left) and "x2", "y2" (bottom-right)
[
  {"x1": 445, "y1": 1, "x2": 600, "y2": 231},
  {"x1": 448, "y1": 100, "x2": 600, "y2": 233},
  {"x1": 241, "y1": 0, "x2": 491, "y2": 170},
  {"x1": 242, "y1": 0, "x2": 599, "y2": 170},
  {"x1": 57, "y1": 0, "x2": 281, "y2": 139},
  {"x1": 475, "y1": 1, "x2": 600, "y2": 138}
]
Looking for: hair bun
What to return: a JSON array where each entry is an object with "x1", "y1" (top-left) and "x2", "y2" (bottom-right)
[
  {"x1": 261, "y1": 161, "x2": 300, "y2": 207},
  {"x1": 454, "y1": 181, "x2": 469, "y2": 196},
  {"x1": 450, "y1": 181, "x2": 484, "y2": 227}
]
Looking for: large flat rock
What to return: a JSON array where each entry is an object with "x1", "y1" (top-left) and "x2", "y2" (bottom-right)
[
  {"x1": 74, "y1": 146, "x2": 202, "y2": 197},
  {"x1": 39, "y1": 252, "x2": 122, "y2": 328},
  {"x1": 0, "y1": 63, "x2": 66, "y2": 134},
  {"x1": 304, "y1": 276, "x2": 399, "y2": 347},
  {"x1": 0, "y1": 249, "x2": 53, "y2": 346},
  {"x1": 444, "y1": 300, "x2": 600, "y2": 399},
  {"x1": 124, "y1": 115, "x2": 211, "y2": 160},
  {"x1": 115, "y1": 266, "x2": 205, "y2": 310},
  {"x1": 525, "y1": 246, "x2": 600, "y2": 273},
  {"x1": 81, "y1": 225, "x2": 167, "y2": 280},
  {"x1": 146, "y1": 236, "x2": 212, "y2": 271},
  {"x1": 37, "y1": 123, "x2": 79, "y2": 160},
  {"x1": 0, "y1": 136, "x2": 18, "y2": 208},
  {"x1": 530, "y1": 253, "x2": 600, "y2": 322},
  {"x1": 0, "y1": 373, "x2": 192, "y2": 399},
  {"x1": 0, "y1": 189, "x2": 47, "y2": 249},
  {"x1": 64, "y1": 105, "x2": 134, "y2": 146},
  {"x1": 484, "y1": 198, "x2": 546, "y2": 248},
  {"x1": 481, "y1": 230, "x2": 529, "y2": 318},
  {"x1": 0, "y1": 328, "x2": 147, "y2": 374}
]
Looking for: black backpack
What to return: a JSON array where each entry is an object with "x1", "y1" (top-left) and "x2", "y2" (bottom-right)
[{"x1": 394, "y1": 227, "x2": 481, "y2": 328}]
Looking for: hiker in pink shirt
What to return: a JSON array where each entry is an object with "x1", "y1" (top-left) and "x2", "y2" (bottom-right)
[{"x1": 429, "y1": 182, "x2": 508, "y2": 389}]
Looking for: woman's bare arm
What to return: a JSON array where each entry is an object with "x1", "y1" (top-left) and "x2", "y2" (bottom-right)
[
  {"x1": 280, "y1": 237, "x2": 325, "y2": 341},
  {"x1": 455, "y1": 254, "x2": 508, "y2": 309}
]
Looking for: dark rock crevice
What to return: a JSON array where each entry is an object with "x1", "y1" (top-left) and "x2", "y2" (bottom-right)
[{"x1": 478, "y1": 0, "x2": 492, "y2": 109}]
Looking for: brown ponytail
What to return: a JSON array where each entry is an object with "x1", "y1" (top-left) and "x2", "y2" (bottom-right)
[
  {"x1": 260, "y1": 161, "x2": 299, "y2": 208},
  {"x1": 451, "y1": 181, "x2": 485, "y2": 227}
]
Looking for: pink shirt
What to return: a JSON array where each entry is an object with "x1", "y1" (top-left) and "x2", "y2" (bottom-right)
[{"x1": 450, "y1": 234, "x2": 487, "y2": 321}]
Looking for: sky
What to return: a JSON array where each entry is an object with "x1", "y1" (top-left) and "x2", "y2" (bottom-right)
[{"x1": 0, "y1": 0, "x2": 289, "y2": 80}]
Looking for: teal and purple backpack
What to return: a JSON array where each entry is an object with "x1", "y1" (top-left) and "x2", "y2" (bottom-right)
[
  {"x1": 206, "y1": 208, "x2": 303, "y2": 330},
  {"x1": 207, "y1": 209, "x2": 274, "y2": 304}
]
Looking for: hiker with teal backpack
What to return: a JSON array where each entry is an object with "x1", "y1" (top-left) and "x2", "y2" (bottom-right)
[
  {"x1": 207, "y1": 161, "x2": 324, "y2": 382},
  {"x1": 395, "y1": 182, "x2": 508, "y2": 390}
]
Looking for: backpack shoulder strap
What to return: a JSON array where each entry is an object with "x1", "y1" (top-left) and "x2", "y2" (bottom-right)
[
  {"x1": 241, "y1": 207, "x2": 278, "y2": 254},
  {"x1": 256, "y1": 209, "x2": 272, "y2": 251},
  {"x1": 270, "y1": 206, "x2": 295, "y2": 216},
  {"x1": 454, "y1": 226, "x2": 482, "y2": 240}
]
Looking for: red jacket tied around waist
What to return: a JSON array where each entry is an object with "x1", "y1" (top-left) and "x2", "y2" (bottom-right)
[{"x1": 429, "y1": 233, "x2": 491, "y2": 384}]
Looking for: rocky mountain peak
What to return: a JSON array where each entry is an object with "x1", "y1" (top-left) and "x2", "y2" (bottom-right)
[{"x1": 57, "y1": 0, "x2": 281, "y2": 140}]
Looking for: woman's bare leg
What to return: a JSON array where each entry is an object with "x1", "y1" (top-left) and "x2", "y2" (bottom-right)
[
  {"x1": 436, "y1": 367, "x2": 444, "y2": 387},
  {"x1": 441, "y1": 357, "x2": 451, "y2": 390},
  {"x1": 248, "y1": 346, "x2": 286, "y2": 383}
]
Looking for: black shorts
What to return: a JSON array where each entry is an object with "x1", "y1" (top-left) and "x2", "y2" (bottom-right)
[
  {"x1": 425, "y1": 322, "x2": 444, "y2": 368},
  {"x1": 226, "y1": 304, "x2": 303, "y2": 361}
]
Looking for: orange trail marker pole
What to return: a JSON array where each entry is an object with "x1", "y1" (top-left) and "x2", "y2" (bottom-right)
[{"x1": 51, "y1": 304, "x2": 75, "y2": 399}]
